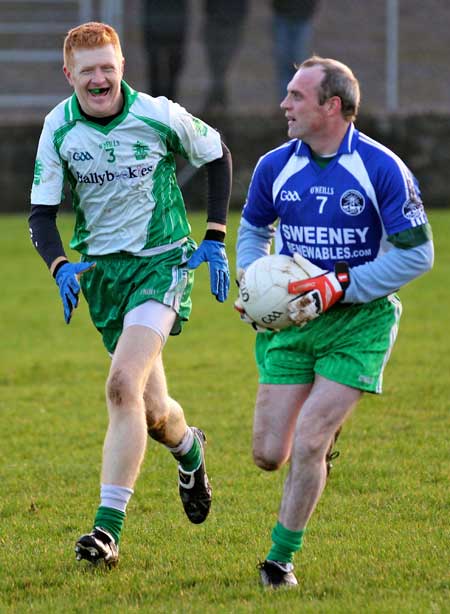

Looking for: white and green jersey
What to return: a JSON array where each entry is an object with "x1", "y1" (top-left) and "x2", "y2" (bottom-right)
[{"x1": 31, "y1": 81, "x2": 222, "y2": 256}]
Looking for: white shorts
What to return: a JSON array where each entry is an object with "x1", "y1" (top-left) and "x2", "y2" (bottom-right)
[{"x1": 123, "y1": 300, "x2": 177, "y2": 346}]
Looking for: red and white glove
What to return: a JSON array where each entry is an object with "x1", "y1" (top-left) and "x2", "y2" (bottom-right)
[{"x1": 287, "y1": 254, "x2": 350, "y2": 326}]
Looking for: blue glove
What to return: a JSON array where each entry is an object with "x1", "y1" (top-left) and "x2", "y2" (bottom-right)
[
  {"x1": 54, "y1": 261, "x2": 94, "y2": 324},
  {"x1": 187, "y1": 240, "x2": 230, "y2": 302}
]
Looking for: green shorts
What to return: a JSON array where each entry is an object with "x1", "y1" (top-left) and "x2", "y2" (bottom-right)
[
  {"x1": 255, "y1": 295, "x2": 402, "y2": 394},
  {"x1": 80, "y1": 239, "x2": 196, "y2": 353}
]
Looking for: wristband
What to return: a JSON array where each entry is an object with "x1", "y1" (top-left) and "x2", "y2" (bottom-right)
[
  {"x1": 334, "y1": 261, "x2": 350, "y2": 296},
  {"x1": 204, "y1": 229, "x2": 226, "y2": 243},
  {"x1": 52, "y1": 259, "x2": 69, "y2": 279}
]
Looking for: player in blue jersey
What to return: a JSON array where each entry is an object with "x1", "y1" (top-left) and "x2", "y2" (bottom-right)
[
  {"x1": 235, "y1": 56, "x2": 433, "y2": 588},
  {"x1": 28, "y1": 22, "x2": 232, "y2": 567}
]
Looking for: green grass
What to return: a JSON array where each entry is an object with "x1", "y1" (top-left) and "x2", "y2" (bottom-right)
[{"x1": 0, "y1": 210, "x2": 449, "y2": 613}]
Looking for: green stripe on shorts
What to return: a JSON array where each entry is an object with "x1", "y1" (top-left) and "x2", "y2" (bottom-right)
[
  {"x1": 80, "y1": 239, "x2": 196, "y2": 353},
  {"x1": 255, "y1": 295, "x2": 402, "y2": 393}
]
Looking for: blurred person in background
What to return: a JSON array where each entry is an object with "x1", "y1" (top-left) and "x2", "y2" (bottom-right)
[
  {"x1": 235, "y1": 56, "x2": 433, "y2": 588},
  {"x1": 272, "y1": 0, "x2": 320, "y2": 99},
  {"x1": 141, "y1": 0, "x2": 188, "y2": 100},
  {"x1": 28, "y1": 21, "x2": 232, "y2": 567},
  {"x1": 202, "y1": 0, "x2": 249, "y2": 113}
]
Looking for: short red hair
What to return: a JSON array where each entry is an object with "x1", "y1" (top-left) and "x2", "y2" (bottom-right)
[{"x1": 63, "y1": 22, "x2": 123, "y2": 68}]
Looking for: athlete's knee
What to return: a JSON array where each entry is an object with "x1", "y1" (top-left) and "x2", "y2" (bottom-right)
[
  {"x1": 146, "y1": 411, "x2": 170, "y2": 441},
  {"x1": 253, "y1": 454, "x2": 282, "y2": 471},
  {"x1": 106, "y1": 367, "x2": 140, "y2": 409},
  {"x1": 144, "y1": 388, "x2": 171, "y2": 441},
  {"x1": 253, "y1": 445, "x2": 287, "y2": 471}
]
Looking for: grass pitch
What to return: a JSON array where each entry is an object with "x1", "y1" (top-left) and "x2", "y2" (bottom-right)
[{"x1": 0, "y1": 210, "x2": 449, "y2": 613}]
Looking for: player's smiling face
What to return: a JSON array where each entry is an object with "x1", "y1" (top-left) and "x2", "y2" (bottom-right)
[
  {"x1": 64, "y1": 44, "x2": 124, "y2": 117},
  {"x1": 280, "y1": 66, "x2": 328, "y2": 142}
]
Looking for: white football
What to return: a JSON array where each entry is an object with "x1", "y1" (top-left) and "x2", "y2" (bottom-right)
[{"x1": 239, "y1": 254, "x2": 310, "y2": 330}]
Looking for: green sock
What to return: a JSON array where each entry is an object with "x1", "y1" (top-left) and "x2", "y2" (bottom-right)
[
  {"x1": 93, "y1": 506, "x2": 125, "y2": 545},
  {"x1": 178, "y1": 436, "x2": 202, "y2": 472},
  {"x1": 267, "y1": 521, "x2": 305, "y2": 564}
]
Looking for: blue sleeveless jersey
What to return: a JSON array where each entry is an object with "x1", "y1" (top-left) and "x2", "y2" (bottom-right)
[{"x1": 242, "y1": 124, "x2": 428, "y2": 270}]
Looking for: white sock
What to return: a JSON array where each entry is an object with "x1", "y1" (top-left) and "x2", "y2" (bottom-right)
[
  {"x1": 165, "y1": 426, "x2": 194, "y2": 456},
  {"x1": 100, "y1": 484, "x2": 134, "y2": 513}
]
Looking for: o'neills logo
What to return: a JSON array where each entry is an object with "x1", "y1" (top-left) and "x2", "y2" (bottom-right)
[{"x1": 76, "y1": 164, "x2": 153, "y2": 185}]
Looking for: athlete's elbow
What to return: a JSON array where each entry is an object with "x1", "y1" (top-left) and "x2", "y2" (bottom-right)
[
  {"x1": 417, "y1": 240, "x2": 434, "y2": 274},
  {"x1": 426, "y1": 241, "x2": 435, "y2": 271}
]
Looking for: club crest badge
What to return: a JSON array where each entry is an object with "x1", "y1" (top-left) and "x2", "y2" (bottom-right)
[
  {"x1": 340, "y1": 189, "x2": 365, "y2": 216},
  {"x1": 402, "y1": 175, "x2": 425, "y2": 220},
  {"x1": 402, "y1": 197, "x2": 425, "y2": 220}
]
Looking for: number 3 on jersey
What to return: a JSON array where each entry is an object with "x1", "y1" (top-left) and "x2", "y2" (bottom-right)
[{"x1": 106, "y1": 148, "x2": 116, "y2": 163}]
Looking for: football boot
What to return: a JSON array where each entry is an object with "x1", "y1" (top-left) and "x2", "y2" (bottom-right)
[{"x1": 178, "y1": 427, "x2": 212, "y2": 524}]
